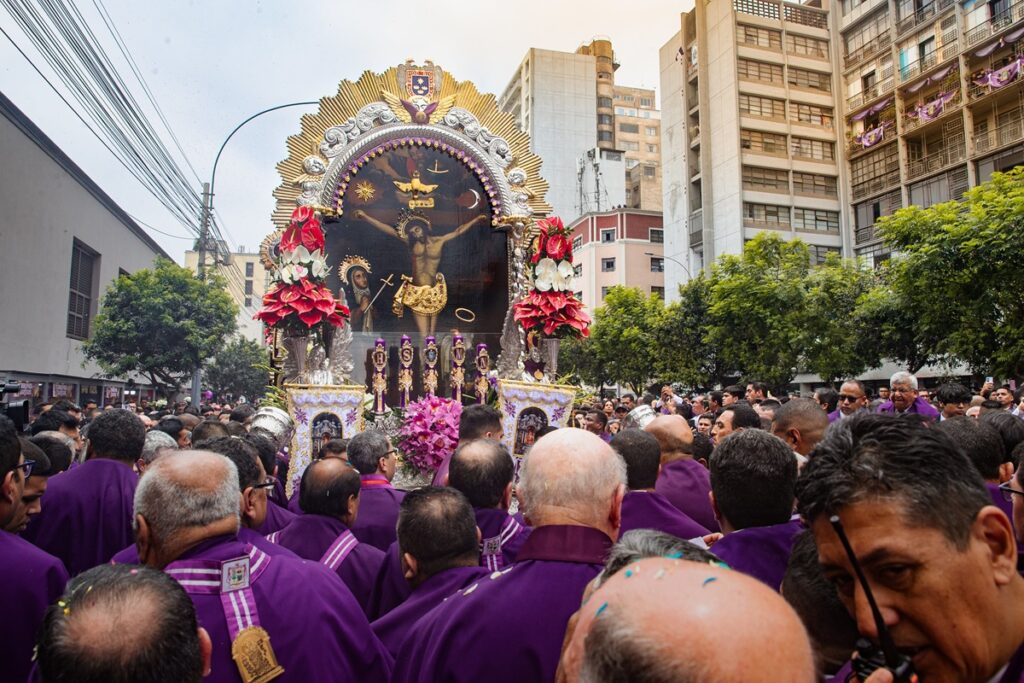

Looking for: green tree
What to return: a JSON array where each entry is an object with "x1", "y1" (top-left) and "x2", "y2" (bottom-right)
[
  {"x1": 878, "y1": 167, "x2": 1024, "y2": 377},
  {"x1": 558, "y1": 336, "x2": 607, "y2": 389},
  {"x1": 707, "y1": 233, "x2": 810, "y2": 392},
  {"x1": 83, "y1": 258, "x2": 237, "y2": 397},
  {"x1": 851, "y1": 279, "x2": 938, "y2": 374},
  {"x1": 800, "y1": 254, "x2": 880, "y2": 384},
  {"x1": 587, "y1": 287, "x2": 665, "y2": 393},
  {"x1": 204, "y1": 337, "x2": 269, "y2": 401},
  {"x1": 657, "y1": 274, "x2": 728, "y2": 388}
]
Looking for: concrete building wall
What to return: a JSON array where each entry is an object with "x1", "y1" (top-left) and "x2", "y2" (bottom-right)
[
  {"x1": 0, "y1": 92, "x2": 168, "y2": 403},
  {"x1": 660, "y1": 27, "x2": 688, "y2": 301},
  {"x1": 569, "y1": 209, "x2": 664, "y2": 310},
  {"x1": 184, "y1": 248, "x2": 268, "y2": 343}
]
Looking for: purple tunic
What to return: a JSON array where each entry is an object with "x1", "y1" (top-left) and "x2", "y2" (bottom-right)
[
  {"x1": 350, "y1": 474, "x2": 406, "y2": 551},
  {"x1": 165, "y1": 534, "x2": 392, "y2": 683},
  {"x1": 371, "y1": 565, "x2": 489, "y2": 657},
  {"x1": 110, "y1": 526, "x2": 299, "y2": 564},
  {"x1": 988, "y1": 482, "x2": 1015, "y2": 521},
  {"x1": 828, "y1": 409, "x2": 841, "y2": 423},
  {"x1": 711, "y1": 517, "x2": 804, "y2": 590},
  {"x1": 390, "y1": 524, "x2": 612, "y2": 683},
  {"x1": 619, "y1": 490, "x2": 710, "y2": 540},
  {"x1": 267, "y1": 513, "x2": 384, "y2": 616},
  {"x1": 0, "y1": 530, "x2": 68, "y2": 683},
  {"x1": 431, "y1": 453, "x2": 453, "y2": 486},
  {"x1": 475, "y1": 507, "x2": 531, "y2": 570},
  {"x1": 287, "y1": 481, "x2": 302, "y2": 514},
  {"x1": 654, "y1": 458, "x2": 719, "y2": 532},
  {"x1": 367, "y1": 542, "x2": 411, "y2": 620},
  {"x1": 22, "y1": 458, "x2": 137, "y2": 576},
  {"x1": 876, "y1": 396, "x2": 940, "y2": 421},
  {"x1": 255, "y1": 497, "x2": 297, "y2": 535}
]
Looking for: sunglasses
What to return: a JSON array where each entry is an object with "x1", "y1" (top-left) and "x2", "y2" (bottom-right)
[
  {"x1": 14, "y1": 459, "x2": 35, "y2": 479},
  {"x1": 838, "y1": 395, "x2": 863, "y2": 403}
]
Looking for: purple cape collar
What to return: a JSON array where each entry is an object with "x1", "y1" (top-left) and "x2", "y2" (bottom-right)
[
  {"x1": 514, "y1": 524, "x2": 612, "y2": 565},
  {"x1": 361, "y1": 473, "x2": 393, "y2": 489}
]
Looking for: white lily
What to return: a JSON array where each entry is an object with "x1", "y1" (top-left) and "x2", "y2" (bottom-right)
[
  {"x1": 534, "y1": 258, "x2": 559, "y2": 292},
  {"x1": 555, "y1": 261, "x2": 575, "y2": 292}
]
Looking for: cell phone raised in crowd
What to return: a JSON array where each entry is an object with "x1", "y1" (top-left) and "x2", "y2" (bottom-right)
[{"x1": 829, "y1": 515, "x2": 918, "y2": 683}]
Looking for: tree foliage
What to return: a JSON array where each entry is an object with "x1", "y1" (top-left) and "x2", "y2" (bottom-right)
[
  {"x1": 656, "y1": 274, "x2": 727, "y2": 388},
  {"x1": 204, "y1": 337, "x2": 269, "y2": 401},
  {"x1": 83, "y1": 259, "x2": 237, "y2": 396},
  {"x1": 575, "y1": 287, "x2": 664, "y2": 393}
]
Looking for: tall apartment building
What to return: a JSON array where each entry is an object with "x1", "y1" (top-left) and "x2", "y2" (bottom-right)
[
  {"x1": 499, "y1": 39, "x2": 663, "y2": 222},
  {"x1": 660, "y1": 0, "x2": 1024, "y2": 298},
  {"x1": 184, "y1": 245, "x2": 268, "y2": 343},
  {"x1": 660, "y1": 0, "x2": 842, "y2": 299}
]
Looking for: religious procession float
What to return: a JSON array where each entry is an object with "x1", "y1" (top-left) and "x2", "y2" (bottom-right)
[{"x1": 253, "y1": 61, "x2": 592, "y2": 493}]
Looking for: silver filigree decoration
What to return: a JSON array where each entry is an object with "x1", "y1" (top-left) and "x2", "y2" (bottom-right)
[
  {"x1": 507, "y1": 167, "x2": 527, "y2": 186},
  {"x1": 496, "y1": 219, "x2": 529, "y2": 379},
  {"x1": 303, "y1": 155, "x2": 327, "y2": 175},
  {"x1": 441, "y1": 108, "x2": 514, "y2": 169},
  {"x1": 298, "y1": 180, "x2": 321, "y2": 206},
  {"x1": 319, "y1": 103, "x2": 399, "y2": 158},
  {"x1": 329, "y1": 290, "x2": 355, "y2": 382}
]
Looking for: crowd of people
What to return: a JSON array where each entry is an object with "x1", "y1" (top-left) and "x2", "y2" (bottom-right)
[{"x1": 3, "y1": 369, "x2": 1024, "y2": 682}]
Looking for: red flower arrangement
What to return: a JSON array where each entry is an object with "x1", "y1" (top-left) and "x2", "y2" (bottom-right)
[
  {"x1": 515, "y1": 216, "x2": 591, "y2": 339},
  {"x1": 255, "y1": 206, "x2": 349, "y2": 337}
]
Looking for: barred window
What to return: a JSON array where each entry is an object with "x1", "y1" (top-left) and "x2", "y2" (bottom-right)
[
  {"x1": 734, "y1": 0, "x2": 780, "y2": 20},
  {"x1": 741, "y1": 129, "x2": 788, "y2": 155},
  {"x1": 742, "y1": 166, "x2": 789, "y2": 192},
  {"x1": 737, "y1": 58, "x2": 784, "y2": 84},
  {"x1": 649, "y1": 228, "x2": 664, "y2": 243},
  {"x1": 791, "y1": 136, "x2": 835, "y2": 161},
  {"x1": 788, "y1": 67, "x2": 831, "y2": 92},
  {"x1": 786, "y1": 34, "x2": 829, "y2": 59},
  {"x1": 739, "y1": 94, "x2": 786, "y2": 119},
  {"x1": 851, "y1": 143, "x2": 899, "y2": 189},
  {"x1": 67, "y1": 240, "x2": 97, "y2": 339},
  {"x1": 790, "y1": 102, "x2": 833, "y2": 128},
  {"x1": 792, "y1": 172, "x2": 838, "y2": 197},
  {"x1": 809, "y1": 245, "x2": 841, "y2": 265},
  {"x1": 619, "y1": 123, "x2": 640, "y2": 134},
  {"x1": 743, "y1": 202, "x2": 791, "y2": 228},
  {"x1": 738, "y1": 24, "x2": 782, "y2": 50},
  {"x1": 793, "y1": 208, "x2": 840, "y2": 232}
]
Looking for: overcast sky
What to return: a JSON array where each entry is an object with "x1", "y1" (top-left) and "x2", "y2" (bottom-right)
[{"x1": 1, "y1": 0, "x2": 693, "y2": 260}]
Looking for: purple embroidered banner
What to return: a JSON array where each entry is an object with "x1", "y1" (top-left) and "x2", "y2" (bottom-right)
[
  {"x1": 906, "y1": 91, "x2": 956, "y2": 122},
  {"x1": 973, "y1": 56, "x2": 1024, "y2": 89},
  {"x1": 851, "y1": 96, "x2": 894, "y2": 122}
]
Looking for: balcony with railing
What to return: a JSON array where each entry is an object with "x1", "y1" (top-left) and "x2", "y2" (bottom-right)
[
  {"x1": 974, "y1": 114, "x2": 1024, "y2": 155},
  {"x1": 968, "y1": 57, "x2": 1024, "y2": 103},
  {"x1": 847, "y1": 70, "x2": 895, "y2": 110},
  {"x1": 964, "y1": 0, "x2": 1024, "y2": 48},
  {"x1": 903, "y1": 86, "x2": 962, "y2": 133},
  {"x1": 845, "y1": 32, "x2": 893, "y2": 69},
  {"x1": 900, "y1": 41, "x2": 959, "y2": 83},
  {"x1": 784, "y1": 3, "x2": 828, "y2": 29},
  {"x1": 688, "y1": 208, "x2": 704, "y2": 246},
  {"x1": 855, "y1": 223, "x2": 878, "y2": 245},
  {"x1": 852, "y1": 163, "x2": 901, "y2": 201},
  {"x1": 906, "y1": 135, "x2": 966, "y2": 179},
  {"x1": 896, "y1": 0, "x2": 955, "y2": 36}
]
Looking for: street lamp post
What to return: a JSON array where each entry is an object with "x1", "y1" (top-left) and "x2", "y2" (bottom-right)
[
  {"x1": 644, "y1": 251, "x2": 692, "y2": 280},
  {"x1": 191, "y1": 101, "x2": 319, "y2": 405}
]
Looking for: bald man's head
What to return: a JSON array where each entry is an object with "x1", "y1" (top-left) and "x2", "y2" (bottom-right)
[
  {"x1": 643, "y1": 415, "x2": 694, "y2": 463},
  {"x1": 563, "y1": 558, "x2": 815, "y2": 683},
  {"x1": 771, "y1": 398, "x2": 828, "y2": 457},
  {"x1": 517, "y1": 428, "x2": 625, "y2": 536},
  {"x1": 449, "y1": 438, "x2": 515, "y2": 509},
  {"x1": 300, "y1": 457, "x2": 361, "y2": 524}
]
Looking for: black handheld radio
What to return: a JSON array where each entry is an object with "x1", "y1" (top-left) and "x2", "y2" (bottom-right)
[{"x1": 829, "y1": 515, "x2": 918, "y2": 683}]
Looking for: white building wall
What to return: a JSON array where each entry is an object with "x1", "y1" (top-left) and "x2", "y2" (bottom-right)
[{"x1": 659, "y1": 29, "x2": 687, "y2": 302}]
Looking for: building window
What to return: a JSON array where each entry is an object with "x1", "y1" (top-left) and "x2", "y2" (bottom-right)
[
  {"x1": 650, "y1": 257, "x2": 665, "y2": 272},
  {"x1": 624, "y1": 95, "x2": 635, "y2": 103},
  {"x1": 245, "y1": 262, "x2": 254, "y2": 277},
  {"x1": 573, "y1": 264, "x2": 582, "y2": 277},
  {"x1": 244, "y1": 279, "x2": 253, "y2": 295},
  {"x1": 619, "y1": 122, "x2": 640, "y2": 134},
  {"x1": 737, "y1": 58, "x2": 784, "y2": 84},
  {"x1": 643, "y1": 164, "x2": 657, "y2": 177},
  {"x1": 793, "y1": 208, "x2": 840, "y2": 232},
  {"x1": 573, "y1": 236, "x2": 583, "y2": 251},
  {"x1": 742, "y1": 165, "x2": 789, "y2": 192},
  {"x1": 640, "y1": 97, "x2": 653, "y2": 107},
  {"x1": 851, "y1": 143, "x2": 900, "y2": 197},
  {"x1": 598, "y1": 96, "x2": 613, "y2": 108},
  {"x1": 244, "y1": 296, "x2": 253, "y2": 308},
  {"x1": 598, "y1": 130, "x2": 614, "y2": 142},
  {"x1": 791, "y1": 136, "x2": 835, "y2": 161},
  {"x1": 67, "y1": 239, "x2": 97, "y2": 339},
  {"x1": 788, "y1": 67, "x2": 832, "y2": 92},
  {"x1": 739, "y1": 94, "x2": 786, "y2": 120},
  {"x1": 598, "y1": 114, "x2": 613, "y2": 125},
  {"x1": 909, "y1": 166, "x2": 969, "y2": 208},
  {"x1": 651, "y1": 286, "x2": 665, "y2": 298},
  {"x1": 738, "y1": 24, "x2": 782, "y2": 50},
  {"x1": 601, "y1": 257, "x2": 616, "y2": 272},
  {"x1": 741, "y1": 129, "x2": 787, "y2": 155},
  {"x1": 645, "y1": 126, "x2": 658, "y2": 136},
  {"x1": 843, "y1": 12, "x2": 889, "y2": 60},
  {"x1": 792, "y1": 172, "x2": 838, "y2": 197},
  {"x1": 649, "y1": 228, "x2": 664, "y2": 243},
  {"x1": 621, "y1": 141, "x2": 640, "y2": 151},
  {"x1": 809, "y1": 245, "x2": 841, "y2": 265},
  {"x1": 786, "y1": 34, "x2": 829, "y2": 59},
  {"x1": 743, "y1": 202, "x2": 791, "y2": 228},
  {"x1": 600, "y1": 228, "x2": 616, "y2": 243},
  {"x1": 789, "y1": 103, "x2": 833, "y2": 128},
  {"x1": 601, "y1": 286, "x2": 611, "y2": 299},
  {"x1": 646, "y1": 144, "x2": 657, "y2": 153}
]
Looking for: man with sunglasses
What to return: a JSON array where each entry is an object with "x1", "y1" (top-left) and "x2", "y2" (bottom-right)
[
  {"x1": 0, "y1": 414, "x2": 68, "y2": 683},
  {"x1": 828, "y1": 379, "x2": 870, "y2": 423},
  {"x1": 348, "y1": 431, "x2": 406, "y2": 551}
]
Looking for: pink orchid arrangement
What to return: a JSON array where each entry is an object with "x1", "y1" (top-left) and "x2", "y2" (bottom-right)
[{"x1": 398, "y1": 395, "x2": 462, "y2": 475}]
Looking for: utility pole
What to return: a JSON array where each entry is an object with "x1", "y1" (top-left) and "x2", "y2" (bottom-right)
[{"x1": 190, "y1": 182, "x2": 212, "y2": 407}]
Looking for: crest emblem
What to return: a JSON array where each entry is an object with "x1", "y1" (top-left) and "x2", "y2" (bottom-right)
[
  {"x1": 408, "y1": 71, "x2": 432, "y2": 98},
  {"x1": 221, "y1": 556, "x2": 251, "y2": 593}
]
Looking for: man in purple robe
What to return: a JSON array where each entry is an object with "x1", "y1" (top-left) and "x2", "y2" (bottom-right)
[
  {"x1": 827, "y1": 379, "x2": 870, "y2": 423},
  {"x1": 266, "y1": 458, "x2": 384, "y2": 615},
  {"x1": 875, "y1": 370, "x2": 940, "y2": 421},
  {"x1": 0, "y1": 415, "x2": 68, "y2": 683},
  {"x1": 611, "y1": 429, "x2": 709, "y2": 540},
  {"x1": 4, "y1": 438, "x2": 48, "y2": 533},
  {"x1": 938, "y1": 417, "x2": 1016, "y2": 520},
  {"x1": 431, "y1": 404, "x2": 503, "y2": 486},
  {"x1": 245, "y1": 432, "x2": 298, "y2": 535},
  {"x1": 286, "y1": 437, "x2": 348, "y2": 514},
  {"x1": 348, "y1": 430, "x2": 406, "y2": 551},
  {"x1": 390, "y1": 428, "x2": 625, "y2": 683},
  {"x1": 36, "y1": 564, "x2": 212, "y2": 682},
  {"x1": 111, "y1": 437, "x2": 298, "y2": 564},
  {"x1": 771, "y1": 398, "x2": 828, "y2": 467},
  {"x1": 708, "y1": 429, "x2": 802, "y2": 590},
  {"x1": 23, "y1": 409, "x2": 144, "y2": 576},
  {"x1": 646, "y1": 415, "x2": 719, "y2": 531},
  {"x1": 371, "y1": 487, "x2": 489, "y2": 657},
  {"x1": 134, "y1": 450, "x2": 392, "y2": 682},
  {"x1": 799, "y1": 413, "x2": 1024, "y2": 683}
]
